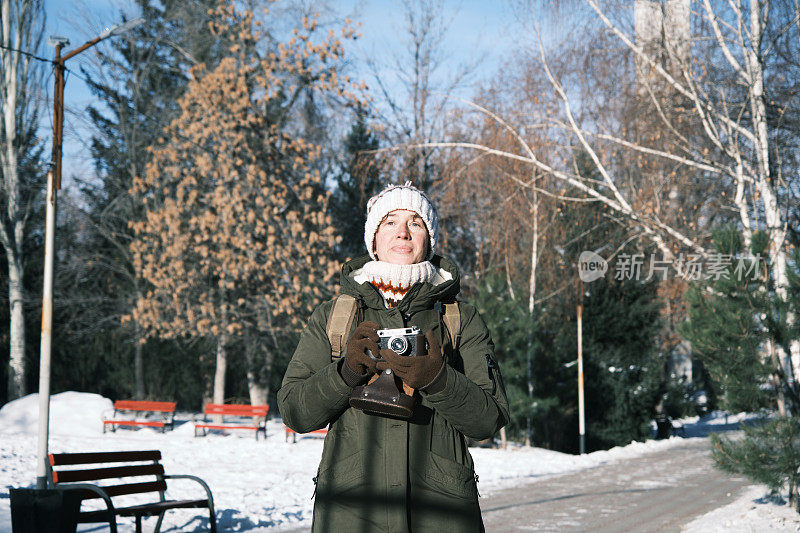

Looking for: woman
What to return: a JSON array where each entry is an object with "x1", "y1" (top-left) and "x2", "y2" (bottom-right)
[{"x1": 278, "y1": 182, "x2": 508, "y2": 532}]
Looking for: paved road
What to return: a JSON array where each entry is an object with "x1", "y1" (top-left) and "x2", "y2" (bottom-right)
[
  {"x1": 481, "y1": 439, "x2": 749, "y2": 532},
  {"x1": 282, "y1": 438, "x2": 749, "y2": 532}
]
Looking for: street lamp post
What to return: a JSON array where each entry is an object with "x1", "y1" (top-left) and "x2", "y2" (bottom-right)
[
  {"x1": 36, "y1": 18, "x2": 144, "y2": 490},
  {"x1": 577, "y1": 296, "x2": 586, "y2": 455}
]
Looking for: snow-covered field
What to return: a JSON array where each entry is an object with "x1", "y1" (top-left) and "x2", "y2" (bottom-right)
[{"x1": 0, "y1": 392, "x2": 796, "y2": 532}]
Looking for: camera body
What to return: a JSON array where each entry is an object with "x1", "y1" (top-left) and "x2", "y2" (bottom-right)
[
  {"x1": 351, "y1": 325, "x2": 424, "y2": 419},
  {"x1": 377, "y1": 326, "x2": 422, "y2": 357}
]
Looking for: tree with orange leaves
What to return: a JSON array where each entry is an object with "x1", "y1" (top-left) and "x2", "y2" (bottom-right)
[{"x1": 129, "y1": 1, "x2": 362, "y2": 406}]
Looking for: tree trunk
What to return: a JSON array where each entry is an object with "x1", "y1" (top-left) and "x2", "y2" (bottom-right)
[
  {"x1": 211, "y1": 336, "x2": 227, "y2": 424},
  {"x1": 246, "y1": 340, "x2": 267, "y2": 407},
  {"x1": 202, "y1": 365, "x2": 213, "y2": 408},
  {"x1": 768, "y1": 339, "x2": 787, "y2": 416},
  {"x1": 0, "y1": 0, "x2": 29, "y2": 401},
  {"x1": 263, "y1": 348, "x2": 275, "y2": 403},
  {"x1": 746, "y1": 0, "x2": 800, "y2": 383},
  {"x1": 133, "y1": 319, "x2": 144, "y2": 400},
  {"x1": 525, "y1": 188, "x2": 538, "y2": 447},
  {"x1": 214, "y1": 334, "x2": 227, "y2": 405},
  {"x1": 6, "y1": 250, "x2": 26, "y2": 399}
]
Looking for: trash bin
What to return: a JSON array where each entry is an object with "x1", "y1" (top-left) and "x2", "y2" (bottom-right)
[
  {"x1": 655, "y1": 415, "x2": 673, "y2": 440},
  {"x1": 10, "y1": 487, "x2": 82, "y2": 533}
]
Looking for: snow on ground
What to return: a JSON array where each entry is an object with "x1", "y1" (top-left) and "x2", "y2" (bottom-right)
[
  {"x1": 683, "y1": 485, "x2": 800, "y2": 532},
  {"x1": 0, "y1": 392, "x2": 794, "y2": 532}
]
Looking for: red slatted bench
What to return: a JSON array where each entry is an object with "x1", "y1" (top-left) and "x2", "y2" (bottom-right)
[
  {"x1": 193, "y1": 404, "x2": 268, "y2": 440},
  {"x1": 285, "y1": 426, "x2": 328, "y2": 443},
  {"x1": 102, "y1": 400, "x2": 176, "y2": 433},
  {"x1": 48, "y1": 450, "x2": 215, "y2": 533}
]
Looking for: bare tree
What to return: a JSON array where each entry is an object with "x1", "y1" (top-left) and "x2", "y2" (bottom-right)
[
  {"x1": 0, "y1": 0, "x2": 45, "y2": 399},
  {"x1": 366, "y1": 0, "x2": 481, "y2": 191},
  {"x1": 581, "y1": 0, "x2": 800, "y2": 387},
  {"x1": 393, "y1": 0, "x2": 798, "y2": 382}
]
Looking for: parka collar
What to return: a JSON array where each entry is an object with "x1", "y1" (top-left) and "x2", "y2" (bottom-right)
[{"x1": 340, "y1": 254, "x2": 461, "y2": 314}]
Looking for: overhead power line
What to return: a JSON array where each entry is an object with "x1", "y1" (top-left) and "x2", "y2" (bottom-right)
[{"x1": 0, "y1": 42, "x2": 52, "y2": 63}]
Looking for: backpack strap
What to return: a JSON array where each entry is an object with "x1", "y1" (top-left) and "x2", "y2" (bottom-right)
[
  {"x1": 326, "y1": 294, "x2": 358, "y2": 361},
  {"x1": 441, "y1": 301, "x2": 461, "y2": 351}
]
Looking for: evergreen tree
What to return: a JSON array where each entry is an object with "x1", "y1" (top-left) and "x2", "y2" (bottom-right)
[
  {"x1": 712, "y1": 416, "x2": 800, "y2": 510},
  {"x1": 681, "y1": 227, "x2": 777, "y2": 412},
  {"x1": 471, "y1": 229, "x2": 665, "y2": 452},
  {"x1": 54, "y1": 0, "x2": 220, "y2": 403},
  {"x1": 581, "y1": 277, "x2": 663, "y2": 447},
  {"x1": 471, "y1": 274, "x2": 546, "y2": 445},
  {"x1": 467, "y1": 150, "x2": 666, "y2": 452},
  {"x1": 330, "y1": 111, "x2": 382, "y2": 260},
  {"x1": 682, "y1": 227, "x2": 800, "y2": 509},
  {"x1": 551, "y1": 154, "x2": 665, "y2": 451}
]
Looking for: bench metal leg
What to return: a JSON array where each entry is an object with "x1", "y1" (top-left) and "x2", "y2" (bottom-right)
[
  {"x1": 107, "y1": 509, "x2": 118, "y2": 533},
  {"x1": 209, "y1": 502, "x2": 217, "y2": 533},
  {"x1": 135, "y1": 514, "x2": 143, "y2": 533},
  {"x1": 154, "y1": 510, "x2": 165, "y2": 533}
]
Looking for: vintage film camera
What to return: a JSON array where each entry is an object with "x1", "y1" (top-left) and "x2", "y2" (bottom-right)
[
  {"x1": 375, "y1": 326, "x2": 422, "y2": 358},
  {"x1": 352, "y1": 326, "x2": 425, "y2": 419}
]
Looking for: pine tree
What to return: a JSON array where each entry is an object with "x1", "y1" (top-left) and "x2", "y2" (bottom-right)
[
  {"x1": 551, "y1": 154, "x2": 664, "y2": 452},
  {"x1": 56, "y1": 0, "x2": 224, "y2": 402},
  {"x1": 683, "y1": 227, "x2": 800, "y2": 509},
  {"x1": 472, "y1": 234, "x2": 664, "y2": 452},
  {"x1": 471, "y1": 274, "x2": 548, "y2": 445},
  {"x1": 681, "y1": 227, "x2": 791, "y2": 412},
  {"x1": 712, "y1": 416, "x2": 800, "y2": 510},
  {"x1": 581, "y1": 276, "x2": 663, "y2": 447},
  {"x1": 330, "y1": 111, "x2": 382, "y2": 260},
  {"x1": 467, "y1": 150, "x2": 666, "y2": 452}
]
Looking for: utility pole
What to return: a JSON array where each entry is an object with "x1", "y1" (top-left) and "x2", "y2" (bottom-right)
[
  {"x1": 577, "y1": 292, "x2": 586, "y2": 455},
  {"x1": 36, "y1": 18, "x2": 144, "y2": 490},
  {"x1": 575, "y1": 269, "x2": 586, "y2": 455}
]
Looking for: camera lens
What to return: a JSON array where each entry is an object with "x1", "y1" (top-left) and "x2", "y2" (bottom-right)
[{"x1": 389, "y1": 336, "x2": 408, "y2": 354}]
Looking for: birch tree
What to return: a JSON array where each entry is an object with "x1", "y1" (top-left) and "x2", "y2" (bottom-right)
[
  {"x1": 580, "y1": 0, "x2": 799, "y2": 391},
  {"x1": 399, "y1": 0, "x2": 798, "y2": 387},
  {"x1": 0, "y1": 0, "x2": 45, "y2": 399}
]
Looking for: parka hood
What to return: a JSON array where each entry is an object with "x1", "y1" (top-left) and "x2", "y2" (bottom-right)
[{"x1": 339, "y1": 254, "x2": 461, "y2": 314}]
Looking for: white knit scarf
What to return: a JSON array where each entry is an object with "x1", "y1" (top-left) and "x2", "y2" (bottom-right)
[{"x1": 359, "y1": 260, "x2": 436, "y2": 308}]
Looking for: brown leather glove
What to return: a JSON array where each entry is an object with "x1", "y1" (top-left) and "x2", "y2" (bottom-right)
[
  {"x1": 344, "y1": 321, "x2": 381, "y2": 376},
  {"x1": 377, "y1": 330, "x2": 445, "y2": 390}
]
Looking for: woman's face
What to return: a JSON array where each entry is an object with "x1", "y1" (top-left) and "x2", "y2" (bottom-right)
[{"x1": 374, "y1": 209, "x2": 429, "y2": 265}]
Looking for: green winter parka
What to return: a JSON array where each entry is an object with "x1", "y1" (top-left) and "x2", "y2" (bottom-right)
[{"x1": 277, "y1": 254, "x2": 509, "y2": 533}]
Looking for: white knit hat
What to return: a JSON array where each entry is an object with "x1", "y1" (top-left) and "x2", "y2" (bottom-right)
[{"x1": 364, "y1": 181, "x2": 439, "y2": 261}]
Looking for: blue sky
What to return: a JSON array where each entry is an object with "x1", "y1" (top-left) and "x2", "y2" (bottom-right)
[{"x1": 40, "y1": 1, "x2": 520, "y2": 188}]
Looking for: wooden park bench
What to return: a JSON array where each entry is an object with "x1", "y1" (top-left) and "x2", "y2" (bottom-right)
[
  {"x1": 193, "y1": 403, "x2": 269, "y2": 440},
  {"x1": 284, "y1": 426, "x2": 328, "y2": 443},
  {"x1": 102, "y1": 400, "x2": 176, "y2": 433},
  {"x1": 48, "y1": 450, "x2": 216, "y2": 533}
]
